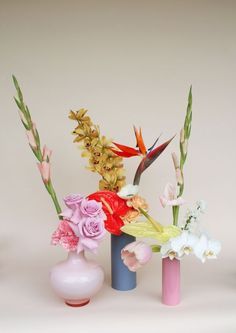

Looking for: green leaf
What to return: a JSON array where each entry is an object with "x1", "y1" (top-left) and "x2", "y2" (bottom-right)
[
  {"x1": 12, "y1": 75, "x2": 23, "y2": 103},
  {"x1": 14, "y1": 97, "x2": 23, "y2": 110}
]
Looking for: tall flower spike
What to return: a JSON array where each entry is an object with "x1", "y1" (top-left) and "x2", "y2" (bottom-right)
[{"x1": 13, "y1": 75, "x2": 62, "y2": 216}]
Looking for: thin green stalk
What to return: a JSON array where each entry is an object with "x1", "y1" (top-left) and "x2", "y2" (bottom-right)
[
  {"x1": 13, "y1": 75, "x2": 62, "y2": 217},
  {"x1": 172, "y1": 87, "x2": 192, "y2": 226}
]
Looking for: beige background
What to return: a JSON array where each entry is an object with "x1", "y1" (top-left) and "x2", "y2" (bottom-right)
[{"x1": 0, "y1": 0, "x2": 236, "y2": 332}]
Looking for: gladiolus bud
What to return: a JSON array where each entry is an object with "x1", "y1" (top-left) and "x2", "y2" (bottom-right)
[
  {"x1": 26, "y1": 129, "x2": 37, "y2": 149},
  {"x1": 172, "y1": 152, "x2": 179, "y2": 169},
  {"x1": 182, "y1": 140, "x2": 188, "y2": 155},
  {"x1": 19, "y1": 111, "x2": 28, "y2": 126},
  {"x1": 37, "y1": 161, "x2": 51, "y2": 183},
  {"x1": 171, "y1": 152, "x2": 183, "y2": 185},
  {"x1": 42, "y1": 145, "x2": 52, "y2": 161},
  {"x1": 176, "y1": 168, "x2": 184, "y2": 185},
  {"x1": 180, "y1": 128, "x2": 185, "y2": 144}
]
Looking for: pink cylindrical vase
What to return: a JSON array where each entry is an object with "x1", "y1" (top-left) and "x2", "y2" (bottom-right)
[{"x1": 162, "y1": 257, "x2": 180, "y2": 306}]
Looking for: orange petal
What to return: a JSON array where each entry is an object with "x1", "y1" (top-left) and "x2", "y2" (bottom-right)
[
  {"x1": 133, "y1": 126, "x2": 147, "y2": 155},
  {"x1": 112, "y1": 142, "x2": 140, "y2": 156}
]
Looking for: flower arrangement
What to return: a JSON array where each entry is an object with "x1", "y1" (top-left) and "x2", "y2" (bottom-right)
[
  {"x1": 119, "y1": 88, "x2": 221, "y2": 271},
  {"x1": 69, "y1": 110, "x2": 173, "y2": 236},
  {"x1": 13, "y1": 75, "x2": 221, "y2": 305}
]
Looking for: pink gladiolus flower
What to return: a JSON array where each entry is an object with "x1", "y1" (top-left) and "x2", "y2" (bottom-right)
[
  {"x1": 26, "y1": 129, "x2": 37, "y2": 149},
  {"x1": 51, "y1": 220, "x2": 79, "y2": 251},
  {"x1": 160, "y1": 183, "x2": 185, "y2": 208},
  {"x1": 37, "y1": 161, "x2": 50, "y2": 183},
  {"x1": 121, "y1": 241, "x2": 152, "y2": 272},
  {"x1": 42, "y1": 145, "x2": 52, "y2": 161}
]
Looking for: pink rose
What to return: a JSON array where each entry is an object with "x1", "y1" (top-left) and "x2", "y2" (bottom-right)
[
  {"x1": 64, "y1": 194, "x2": 84, "y2": 209},
  {"x1": 121, "y1": 241, "x2": 152, "y2": 272},
  {"x1": 76, "y1": 216, "x2": 106, "y2": 253},
  {"x1": 80, "y1": 198, "x2": 106, "y2": 220},
  {"x1": 60, "y1": 194, "x2": 84, "y2": 224},
  {"x1": 51, "y1": 220, "x2": 79, "y2": 251}
]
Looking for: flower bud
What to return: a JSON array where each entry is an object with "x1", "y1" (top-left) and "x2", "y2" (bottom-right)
[{"x1": 180, "y1": 128, "x2": 185, "y2": 144}]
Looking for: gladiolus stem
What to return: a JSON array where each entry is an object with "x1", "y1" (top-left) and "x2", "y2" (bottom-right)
[
  {"x1": 172, "y1": 87, "x2": 192, "y2": 226},
  {"x1": 48, "y1": 183, "x2": 62, "y2": 215},
  {"x1": 13, "y1": 75, "x2": 62, "y2": 218}
]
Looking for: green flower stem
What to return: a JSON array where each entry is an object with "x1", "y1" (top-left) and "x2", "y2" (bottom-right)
[
  {"x1": 13, "y1": 75, "x2": 62, "y2": 218},
  {"x1": 139, "y1": 207, "x2": 163, "y2": 232},
  {"x1": 48, "y1": 182, "x2": 62, "y2": 215},
  {"x1": 172, "y1": 87, "x2": 192, "y2": 226}
]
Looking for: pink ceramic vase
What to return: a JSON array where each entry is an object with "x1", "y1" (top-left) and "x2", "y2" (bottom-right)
[
  {"x1": 162, "y1": 257, "x2": 180, "y2": 306},
  {"x1": 50, "y1": 251, "x2": 104, "y2": 307}
]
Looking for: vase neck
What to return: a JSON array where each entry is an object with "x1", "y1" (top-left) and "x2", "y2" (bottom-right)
[{"x1": 68, "y1": 250, "x2": 85, "y2": 262}]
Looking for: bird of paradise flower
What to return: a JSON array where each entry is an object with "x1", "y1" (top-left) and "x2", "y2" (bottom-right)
[{"x1": 112, "y1": 126, "x2": 174, "y2": 185}]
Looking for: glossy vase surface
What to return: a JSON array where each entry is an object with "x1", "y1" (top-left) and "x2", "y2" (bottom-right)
[
  {"x1": 50, "y1": 251, "x2": 104, "y2": 306},
  {"x1": 111, "y1": 233, "x2": 136, "y2": 291},
  {"x1": 162, "y1": 257, "x2": 180, "y2": 306}
]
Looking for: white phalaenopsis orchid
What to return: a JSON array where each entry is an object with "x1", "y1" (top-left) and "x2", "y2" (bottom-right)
[
  {"x1": 161, "y1": 231, "x2": 198, "y2": 260},
  {"x1": 161, "y1": 231, "x2": 221, "y2": 263},
  {"x1": 117, "y1": 184, "x2": 139, "y2": 199},
  {"x1": 160, "y1": 183, "x2": 185, "y2": 208},
  {"x1": 194, "y1": 234, "x2": 221, "y2": 263}
]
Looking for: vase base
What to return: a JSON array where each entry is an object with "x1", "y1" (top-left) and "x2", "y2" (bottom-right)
[
  {"x1": 65, "y1": 298, "x2": 90, "y2": 307},
  {"x1": 162, "y1": 300, "x2": 180, "y2": 306},
  {"x1": 111, "y1": 285, "x2": 137, "y2": 291}
]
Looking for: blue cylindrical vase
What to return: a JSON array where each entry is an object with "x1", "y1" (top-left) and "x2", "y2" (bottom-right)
[{"x1": 111, "y1": 233, "x2": 137, "y2": 291}]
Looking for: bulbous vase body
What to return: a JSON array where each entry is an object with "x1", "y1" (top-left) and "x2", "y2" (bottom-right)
[{"x1": 50, "y1": 251, "x2": 104, "y2": 306}]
